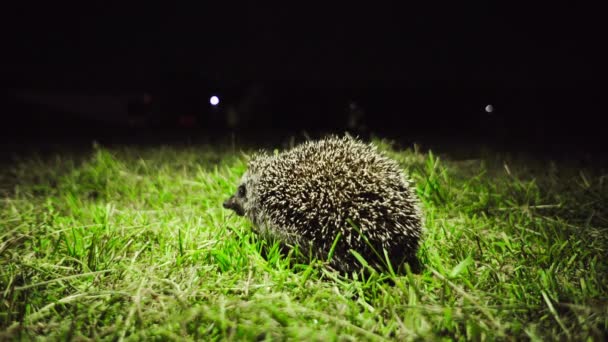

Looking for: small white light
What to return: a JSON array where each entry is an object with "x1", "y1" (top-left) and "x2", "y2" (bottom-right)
[
  {"x1": 485, "y1": 104, "x2": 494, "y2": 113},
  {"x1": 210, "y1": 95, "x2": 220, "y2": 106}
]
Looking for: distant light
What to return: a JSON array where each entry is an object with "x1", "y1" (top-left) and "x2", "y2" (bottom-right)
[
  {"x1": 210, "y1": 96, "x2": 220, "y2": 106},
  {"x1": 485, "y1": 104, "x2": 494, "y2": 113}
]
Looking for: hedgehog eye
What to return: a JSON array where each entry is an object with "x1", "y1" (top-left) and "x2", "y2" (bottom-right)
[{"x1": 237, "y1": 184, "x2": 247, "y2": 198}]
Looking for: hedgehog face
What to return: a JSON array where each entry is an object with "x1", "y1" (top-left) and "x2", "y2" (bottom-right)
[
  {"x1": 223, "y1": 170, "x2": 258, "y2": 218},
  {"x1": 223, "y1": 184, "x2": 247, "y2": 216}
]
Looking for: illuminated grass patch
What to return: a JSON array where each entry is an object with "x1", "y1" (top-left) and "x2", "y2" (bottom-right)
[{"x1": 1, "y1": 140, "x2": 606, "y2": 340}]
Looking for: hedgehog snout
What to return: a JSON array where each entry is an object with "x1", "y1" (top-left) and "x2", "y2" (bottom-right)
[{"x1": 223, "y1": 196, "x2": 245, "y2": 216}]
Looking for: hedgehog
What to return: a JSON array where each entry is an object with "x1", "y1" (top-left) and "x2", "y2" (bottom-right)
[{"x1": 223, "y1": 136, "x2": 423, "y2": 274}]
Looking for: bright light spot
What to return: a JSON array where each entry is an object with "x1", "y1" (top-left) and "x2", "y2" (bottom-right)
[
  {"x1": 210, "y1": 96, "x2": 220, "y2": 106},
  {"x1": 485, "y1": 104, "x2": 494, "y2": 113}
]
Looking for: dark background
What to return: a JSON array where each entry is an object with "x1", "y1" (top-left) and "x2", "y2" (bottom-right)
[{"x1": 1, "y1": 4, "x2": 605, "y2": 159}]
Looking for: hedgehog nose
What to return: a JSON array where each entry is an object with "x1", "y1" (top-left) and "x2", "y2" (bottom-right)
[
  {"x1": 223, "y1": 196, "x2": 245, "y2": 216},
  {"x1": 222, "y1": 197, "x2": 233, "y2": 209}
]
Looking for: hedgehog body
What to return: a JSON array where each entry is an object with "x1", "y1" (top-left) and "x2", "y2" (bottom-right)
[{"x1": 223, "y1": 136, "x2": 423, "y2": 274}]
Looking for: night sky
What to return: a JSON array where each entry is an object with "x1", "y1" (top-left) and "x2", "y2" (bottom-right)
[
  {"x1": 1, "y1": 4, "x2": 605, "y2": 152},
  {"x1": 3, "y1": 4, "x2": 604, "y2": 84}
]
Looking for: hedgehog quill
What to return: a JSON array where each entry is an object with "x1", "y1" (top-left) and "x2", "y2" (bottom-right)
[{"x1": 223, "y1": 136, "x2": 423, "y2": 274}]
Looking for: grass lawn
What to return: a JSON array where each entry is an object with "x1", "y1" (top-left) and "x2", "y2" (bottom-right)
[{"x1": 1, "y1": 138, "x2": 606, "y2": 340}]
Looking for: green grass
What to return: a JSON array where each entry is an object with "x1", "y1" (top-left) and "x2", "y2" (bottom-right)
[{"x1": 1, "y1": 139, "x2": 607, "y2": 341}]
